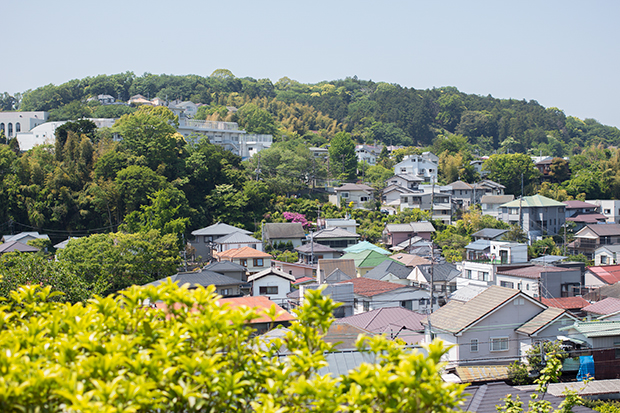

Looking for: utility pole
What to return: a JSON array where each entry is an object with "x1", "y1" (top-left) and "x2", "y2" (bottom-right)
[
  {"x1": 255, "y1": 153, "x2": 261, "y2": 181},
  {"x1": 519, "y1": 173, "x2": 524, "y2": 235}
]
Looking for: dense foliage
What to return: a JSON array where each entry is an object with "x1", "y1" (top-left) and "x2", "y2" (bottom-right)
[{"x1": 0, "y1": 283, "x2": 466, "y2": 412}]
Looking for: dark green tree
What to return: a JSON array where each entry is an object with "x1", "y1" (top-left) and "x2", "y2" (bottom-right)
[{"x1": 329, "y1": 132, "x2": 357, "y2": 181}]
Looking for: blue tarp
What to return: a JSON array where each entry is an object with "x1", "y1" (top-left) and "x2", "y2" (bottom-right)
[{"x1": 577, "y1": 355, "x2": 594, "y2": 381}]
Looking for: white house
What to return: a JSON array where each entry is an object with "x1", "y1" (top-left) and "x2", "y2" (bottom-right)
[
  {"x1": 586, "y1": 200, "x2": 620, "y2": 224},
  {"x1": 248, "y1": 267, "x2": 295, "y2": 306},
  {"x1": 0, "y1": 111, "x2": 48, "y2": 139},
  {"x1": 393, "y1": 154, "x2": 438, "y2": 183},
  {"x1": 329, "y1": 183, "x2": 374, "y2": 209},
  {"x1": 594, "y1": 244, "x2": 620, "y2": 266}
]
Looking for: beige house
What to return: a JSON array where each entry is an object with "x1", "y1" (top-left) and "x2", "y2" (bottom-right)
[
  {"x1": 329, "y1": 183, "x2": 374, "y2": 209},
  {"x1": 217, "y1": 247, "x2": 272, "y2": 274}
]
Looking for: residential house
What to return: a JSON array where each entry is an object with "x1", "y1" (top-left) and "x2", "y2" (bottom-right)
[
  {"x1": 472, "y1": 228, "x2": 508, "y2": 241},
  {"x1": 340, "y1": 277, "x2": 432, "y2": 314},
  {"x1": 541, "y1": 296, "x2": 589, "y2": 317},
  {"x1": 343, "y1": 241, "x2": 390, "y2": 256},
  {"x1": 295, "y1": 242, "x2": 340, "y2": 265},
  {"x1": 582, "y1": 297, "x2": 620, "y2": 320},
  {"x1": 272, "y1": 260, "x2": 315, "y2": 280},
  {"x1": 385, "y1": 174, "x2": 424, "y2": 190},
  {"x1": 323, "y1": 218, "x2": 358, "y2": 234},
  {"x1": 316, "y1": 258, "x2": 357, "y2": 283},
  {"x1": 53, "y1": 237, "x2": 79, "y2": 250},
  {"x1": 355, "y1": 144, "x2": 383, "y2": 165},
  {"x1": 447, "y1": 181, "x2": 476, "y2": 209},
  {"x1": 535, "y1": 157, "x2": 554, "y2": 178},
  {"x1": 87, "y1": 94, "x2": 116, "y2": 105},
  {"x1": 389, "y1": 237, "x2": 437, "y2": 257},
  {"x1": 594, "y1": 244, "x2": 620, "y2": 266},
  {"x1": 498, "y1": 195, "x2": 566, "y2": 243},
  {"x1": 494, "y1": 264, "x2": 581, "y2": 299},
  {"x1": 559, "y1": 320, "x2": 620, "y2": 379},
  {"x1": 312, "y1": 227, "x2": 360, "y2": 252},
  {"x1": 217, "y1": 246, "x2": 272, "y2": 274},
  {"x1": 481, "y1": 195, "x2": 514, "y2": 219},
  {"x1": 309, "y1": 147, "x2": 328, "y2": 159},
  {"x1": 389, "y1": 253, "x2": 431, "y2": 268},
  {"x1": 458, "y1": 241, "x2": 528, "y2": 290},
  {"x1": 585, "y1": 200, "x2": 620, "y2": 224},
  {"x1": 330, "y1": 183, "x2": 375, "y2": 209},
  {"x1": 144, "y1": 269, "x2": 244, "y2": 297},
  {"x1": 218, "y1": 296, "x2": 295, "y2": 334},
  {"x1": 408, "y1": 262, "x2": 460, "y2": 301},
  {"x1": 564, "y1": 200, "x2": 607, "y2": 231},
  {"x1": 247, "y1": 267, "x2": 295, "y2": 306},
  {"x1": 213, "y1": 231, "x2": 262, "y2": 253},
  {"x1": 340, "y1": 250, "x2": 394, "y2": 277},
  {"x1": 203, "y1": 260, "x2": 248, "y2": 286},
  {"x1": 299, "y1": 283, "x2": 355, "y2": 318},
  {"x1": 473, "y1": 179, "x2": 505, "y2": 197},
  {"x1": 424, "y1": 286, "x2": 575, "y2": 365},
  {"x1": 2, "y1": 231, "x2": 50, "y2": 244},
  {"x1": 569, "y1": 223, "x2": 620, "y2": 259},
  {"x1": 393, "y1": 154, "x2": 438, "y2": 183},
  {"x1": 363, "y1": 259, "x2": 413, "y2": 286},
  {"x1": 464, "y1": 239, "x2": 492, "y2": 261},
  {"x1": 262, "y1": 222, "x2": 306, "y2": 249},
  {"x1": 323, "y1": 324, "x2": 374, "y2": 349},
  {"x1": 333, "y1": 307, "x2": 427, "y2": 344},
  {"x1": 190, "y1": 223, "x2": 252, "y2": 261},
  {"x1": 585, "y1": 264, "x2": 620, "y2": 287},
  {"x1": 400, "y1": 191, "x2": 452, "y2": 224},
  {"x1": 0, "y1": 241, "x2": 39, "y2": 255},
  {"x1": 383, "y1": 222, "x2": 435, "y2": 247},
  {"x1": 382, "y1": 184, "x2": 417, "y2": 206}
]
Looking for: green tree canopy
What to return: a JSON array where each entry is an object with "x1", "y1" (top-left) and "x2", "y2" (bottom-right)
[
  {"x1": 329, "y1": 132, "x2": 357, "y2": 182},
  {"x1": 483, "y1": 153, "x2": 540, "y2": 196}
]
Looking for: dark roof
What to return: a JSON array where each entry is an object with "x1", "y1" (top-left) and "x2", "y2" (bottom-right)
[
  {"x1": 313, "y1": 227, "x2": 360, "y2": 239},
  {"x1": 295, "y1": 242, "x2": 338, "y2": 254},
  {"x1": 567, "y1": 213, "x2": 608, "y2": 223},
  {"x1": 334, "y1": 183, "x2": 374, "y2": 192},
  {"x1": 203, "y1": 260, "x2": 247, "y2": 273},
  {"x1": 416, "y1": 262, "x2": 460, "y2": 283},
  {"x1": 214, "y1": 232, "x2": 261, "y2": 245},
  {"x1": 463, "y1": 382, "x2": 594, "y2": 413},
  {"x1": 471, "y1": 228, "x2": 508, "y2": 240},
  {"x1": 385, "y1": 222, "x2": 435, "y2": 234},
  {"x1": 0, "y1": 241, "x2": 40, "y2": 254},
  {"x1": 144, "y1": 270, "x2": 243, "y2": 288},
  {"x1": 582, "y1": 223, "x2": 620, "y2": 237},
  {"x1": 338, "y1": 278, "x2": 405, "y2": 297},
  {"x1": 262, "y1": 222, "x2": 306, "y2": 240},
  {"x1": 363, "y1": 260, "x2": 411, "y2": 280},
  {"x1": 334, "y1": 307, "x2": 426, "y2": 344}
]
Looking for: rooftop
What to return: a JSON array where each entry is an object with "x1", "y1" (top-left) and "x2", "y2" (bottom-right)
[
  {"x1": 587, "y1": 265, "x2": 620, "y2": 285},
  {"x1": 582, "y1": 297, "x2": 620, "y2": 315},
  {"x1": 471, "y1": 228, "x2": 508, "y2": 240},
  {"x1": 218, "y1": 296, "x2": 295, "y2": 324},
  {"x1": 564, "y1": 200, "x2": 598, "y2": 209},
  {"x1": 338, "y1": 277, "x2": 405, "y2": 297},
  {"x1": 191, "y1": 222, "x2": 251, "y2": 237},
  {"x1": 578, "y1": 223, "x2": 620, "y2": 237},
  {"x1": 262, "y1": 222, "x2": 306, "y2": 239},
  {"x1": 0, "y1": 241, "x2": 40, "y2": 254},
  {"x1": 247, "y1": 267, "x2": 296, "y2": 283},
  {"x1": 317, "y1": 259, "x2": 357, "y2": 279},
  {"x1": 480, "y1": 195, "x2": 514, "y2": 205},
  {"x1": 143, "y1": 270, "x2": 243, "y2": 289},
  {"x1": 516, "y1": 307, "x2": 569, "y2": 336},
  {"x1": 343, "y1": 240, "x2": 390, "y2": 255},
  {"x1": 295, "y1": 242, "x2": 338, "y2": 254},
  {"x1": 500, "y1": 194, "x2": 566, "y2": 208},
  {"x1": 334, "y1": 183, "x2": 374, "y2": 192},
  {"x1": 541, "y1": 296, "x2": 589, "y2": 310},
  {"x1": 363, "y1": 259, "x2": 412, "y2": 280},
  {"x1": 496, "y1": 265, "x2": 569, "y2": 280},
  {"x1": 334, "y1": 307, "x2": 426, "y2": 343},
  {"x1": 340, "y1": 250, "x2": 394, "y2": 269},
  {"x1": 313, "y1": 227, "x2": 361, "y2": 239},
  {"x1": 389, "y1": 253, "x2": 431, "y2": 267},
  {"x1": 560, "y1": 320, "x2": 620, "y2": 338},
  {"x1": 216, "y1": 246, "x2": 272, "y2": 260},
  {"x1": 385, "y1": 222, "x2": 435, "y2": 234}
]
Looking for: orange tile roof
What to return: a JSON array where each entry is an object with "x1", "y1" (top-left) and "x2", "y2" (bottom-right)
[
  {"x1": 218, "y1": 296, "x2": 296, "y2": 323},
  {"x1": 541, "y1": 296, "x2": 589, "y2": 310},
  {"x1": 217, "y1": 246, "x2": 272, "y2": 260},
  {"x1": 339, "y1": 277, "x2": 405, "y2": 297}
]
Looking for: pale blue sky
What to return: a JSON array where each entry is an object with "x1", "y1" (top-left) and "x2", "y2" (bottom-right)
[{"x1": 4, "y1": 0, "x2": 619, "y2": 127}]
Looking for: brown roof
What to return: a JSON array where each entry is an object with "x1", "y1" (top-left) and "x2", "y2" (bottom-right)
[
  {"x1": 583, "y1": 297, "x2": 620, "y2": 315},
  {"x1": 216, "y1": 246, "x2": 272, "y2": 260},
  {"x1": 218, "y1": 296, "x2": 296, "y2": 323},
  {"x1": 389, "y1": 253, "x2": 431, "y2": 267},
  {"x1": 541, "y1": 296, "x2": 589, "y2": 310},
  {"x1": 324, "y1": 323, "x2": 374, "y2": 349},
  {"x1": 338, "y1": 278, "x2": 405, "y2": 297},
  {"x1": 516, "y1": 307, "x2": 569, "y2": 336},
  {"x1": 582, "y1": 224, "x2": 620, "y2": 237},
  {"x1": 262, "y1": 222, "x2": 306, "y2": 240},
  {"x1": 0, "y1": 241, "x2": 40, "y2": 254},
  {"x1": 317, "y1": 259, "x2": 356, "y2": 279},
  {"x1": 425, "y1": 286, "x2": 523, "y2": 334},
  {"x1": 496, "y1": 265, "x2": 568, "y2": 280}
]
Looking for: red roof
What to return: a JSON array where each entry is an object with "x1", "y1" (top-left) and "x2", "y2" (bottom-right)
[
  {"x1": 218, "y1": 296, "x2": 296, "y2": 323},
  {"x1": 339, "y1": 277, "x2": 405, "y2": 297},
  {"x1": 216, "y1": 246, "x2": 272, "y2": 259},
  {"x1": 293, "y1": 277, "x2": 315, "y2": 285},
  {"x1": 582, "y1": 297, "x2": 620, "y2": 315},
  {"x1": 587, "y1": 265, "x2": 620, "y2": 285},
  {"x1": 563, "y1": 200, "x2": 598, "y2": 209},
  {"x1": 541, "y1": 296, "x2": 589, "y2": 310}
]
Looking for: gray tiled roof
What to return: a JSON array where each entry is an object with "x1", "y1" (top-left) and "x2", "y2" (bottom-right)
[
  {"x1": 191, "y1": 222, "x2": 251, "y2": 236},
  {"x1": 295, "y1": 242, "x2": 338, "y2": 253},
  {"x1": 516, "y1": 307, "x2": 568, "y2": 336},
  {"x1": 262, "y1": 223, "x2": 306, "y2": 240},
  {"x1": 385, "y1": 222, "x2": 435, "y2": 234},
  {"x1": 313, "y1": 227, "x2": 360, "y2": 239},
  {"x1": 203, "y1": 260, "x2": 247, "y2": 273},
  {"x1": 471, "y1": 228, "x2": 508, "y2": 240},
  {"x1": 416, "y1": 262, "x2": 460, "y2": 283},
  {"x1": 143, "y1": 270, "x2": 243, "y2": 288},
  {"x1": 363, "y1": 260, "x2": 411, "y2": 280},
  {"x1": 214, "y1": 232, "x2": 261, "y2": 245}
]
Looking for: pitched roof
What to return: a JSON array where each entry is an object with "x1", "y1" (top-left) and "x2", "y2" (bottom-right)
[
  {"x1": 313, "y1": 227, "x2": 360, "y2": 239},
  {"x1": 384, "y1": 222, "x2": 436, "y2": 234},
  {"x1": 425, "y1": 286, "x2": 525, "y2": 334},
  {"x1": 2, "y1": 231, "x2": 50, "y2": 243},
  {"x1": 389, "y1": 173, "x2": 424, "y2": 182},
  {"x1": 334, "y1": 183, "x2": 374, "y2": 192},
  {"x1": 340, "y1": 250, "x2": 393, "y2": 269},
  {"x1": 334, "y1": 307, "x2": 426, "y2": 335},
  {"x1": 567, "y1": 213, "x2": 608, "y2": 223},
  {"x1": 53, "y1": 237, "x2": 80, "y2": 250},
  {"x1": 583, "y1": 297, "x2": 620, "y2": 315},
  {"x1": 247, "y1": 267, "x2": 296, "y2": 283},
  {"x1": 516, "y1": 307, "x2": 570, "y2": 335},
  {"x1": 324, "y1": 323, "x2": 374, "y2": 349},
  {"x1": 560, "y1": 320, "x2": 620, "y2": 338},
  {"x1": 325, "y1": 269, "x2": 353, "y2": 283},
  {"x1": 0, "y1": 241, "x2": 40, "y2": 254},
  {"x1": 191, "y1": 222, "x2": 251, "y2": 236},
  {"x1": 541, "y1": 296, "x2": 589, "y2": 310},
  {"x1": 500, "y1": 194, "x2": 566, "y2": 208},
  {"x1": 295, "y1": 242, "x2": 338, "y2": 254},
  {"x1": 218, "y1": 296, "x2": 296, "y2": 323},
  {"x1": 214, "y1": 231, "x2": 261, "y2": 245},
  {"x1": 564, "y1": 200, "x2": 598, "y2": 209},
  {"x1": 363, "y1": 259, "x2": 411, "y2": 280},
  {"x1": 480, "y1": 195, "x2": 514, "y2": 205},
  {"x1": 471, "y1": 228, "x2": 508, "y2": 240},
  {"x1": 448, "y1": 180, "x2": 473, "y2": 190},
  {"x1": 143, "y1": 270, "x2": 243, "y2": 288},
  {"x1": 262, "y1": 222, "x2": 306, "y2": 240},
  {"x1": 416, "y1": 262, "x2": 460, "y2": 282},
  {"x1": 456, "y1": 366, "x2": 511, "y2": 383},
  {"x1": 216, "y1": 246, "x2": 272, "y2": 260},
  {"x1": 389, "y1": 253, "x2": 431, "y2": 267},
  {"x1": 496, "y1": 265, "x2": 569, "y2": 280},
  {"x1": 339, "y1": 278, "x2": 405, "y2": 297},
  {"x1": 579, "y1": 224, "x2": 620, "y2": 237},
  {"x1": 343, "y1": 241, "x2": 390, "y2": 255},
  {"x1": 203, "y1": 260, "x2": 247, "y2": 273},
  {"x1": 317, "y1": 259, "x2": 357, "y2": 279},
  {"x1": 465, "y1": 239, "x2": 491, "y2": 251},
  {"x1": 586, "y1": 265, "x2": 620, "y2": 285}
]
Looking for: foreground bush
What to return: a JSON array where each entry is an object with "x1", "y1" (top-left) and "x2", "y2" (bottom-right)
[{"x1": 0, "y1": 282, "x2": 465, "y2": 412}]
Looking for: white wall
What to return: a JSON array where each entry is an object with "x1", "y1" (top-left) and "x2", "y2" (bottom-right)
[{"x1": 252, "y1": 275, "x2": 291, "y2": 305}]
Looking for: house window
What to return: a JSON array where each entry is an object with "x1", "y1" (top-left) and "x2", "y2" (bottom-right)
[
  {"x1": 220, "y1": 288, "x2": 232, "y2": 296},
  {"x1": 0, "y1": 123, "x2": 4, "y2": 132},
  {"x1": 471, "y1": 339, "x2": 479, "y2": 352},
  {"x1": 363, "y1": 301, "x2": 370, "y2": 312},
  {"x1": 479, "y1": 272, "x2": 489, "y2": 281},
  {"x1": 240, "y1": 259, "x2": 248, "y2": 267},
  {"x1": 605, "y1": 209, "x2": 611, "y2": 214},
  {"x1": 253, "y1": 258, "x2": 264, "y2": 267},
  {"x1": 341, "y1": 192, "x2": 349, "y2": 198},
  {"x1": 501, "y1": 281, "x2": 514, "y2": 288},
  {"x1": 400, "y1": 300, "x2": 412, "y2": 310},
  {"x1": 400, "y1": 168, "x2": 407, "y2": 173},
  {"x1": 15, "y1": 122, "x2": 20, "y2": 133},
  {"x1": 259, "y1": 286, "x2": 278, "y2": 295},
  {"x1": 466, "y1": 270, "x2": 472, "y2": 279},
  {"x1": 490, "y1": 337, "x2": 509, "y2": 352},
  {"x1": 602, "y1": 255, "x2": 608, "y2": 265},
  {"x1": 509, "y1": 208, "x2": 518, "y2": 215},
  {"x1": 7, "y1": 123, "x2": 12, "y2": 137},
  {"x1": 513, "y1": 298, "x2": 525, "y2": 305},
  {"x1": 360, "y1": 196, "x2": 369, "y2": 202}
]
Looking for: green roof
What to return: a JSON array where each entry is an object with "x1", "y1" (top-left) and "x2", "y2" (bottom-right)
[
  {"x1": 340, "y1": 250, "x2": 394, "y2": 269},
  {"x1": 559, "y1": 320, "x2": 620, "y2": 337},
  {"x1": 343, "y1": 241, "x2": 390, "y2": 255},
  {"x1": 500, "y1": 194, "x2": 566, "y2": 208}
]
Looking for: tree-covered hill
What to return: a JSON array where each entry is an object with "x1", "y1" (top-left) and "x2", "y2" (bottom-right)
[{"x1": 3, "y1": 70, "x2": 619, "y2": 155}]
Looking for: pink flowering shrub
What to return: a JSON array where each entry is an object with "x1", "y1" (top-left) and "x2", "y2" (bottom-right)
[{"x1": 283, "y1": 211, "x2": 310, "y2": 228}]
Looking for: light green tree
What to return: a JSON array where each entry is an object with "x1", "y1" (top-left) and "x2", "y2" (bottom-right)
[{"x1": 329, "y1": 132, "x2": 357, "y2": 182}]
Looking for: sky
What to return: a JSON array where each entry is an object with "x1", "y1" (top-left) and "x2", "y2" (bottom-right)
[{"x1": 3, "y1": 0, "x2": 619, "y2": 127}]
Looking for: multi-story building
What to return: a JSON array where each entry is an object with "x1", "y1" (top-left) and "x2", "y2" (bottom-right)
[
  {"x1": 393, "y1": 153, "x2": 438, "y2": 183},
  {"x1": 0, "y1": 111, "x2": 48, "y2": 139},
  {"x1": 498, "y1": 195, "x2": 566, "y2": 243}
]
